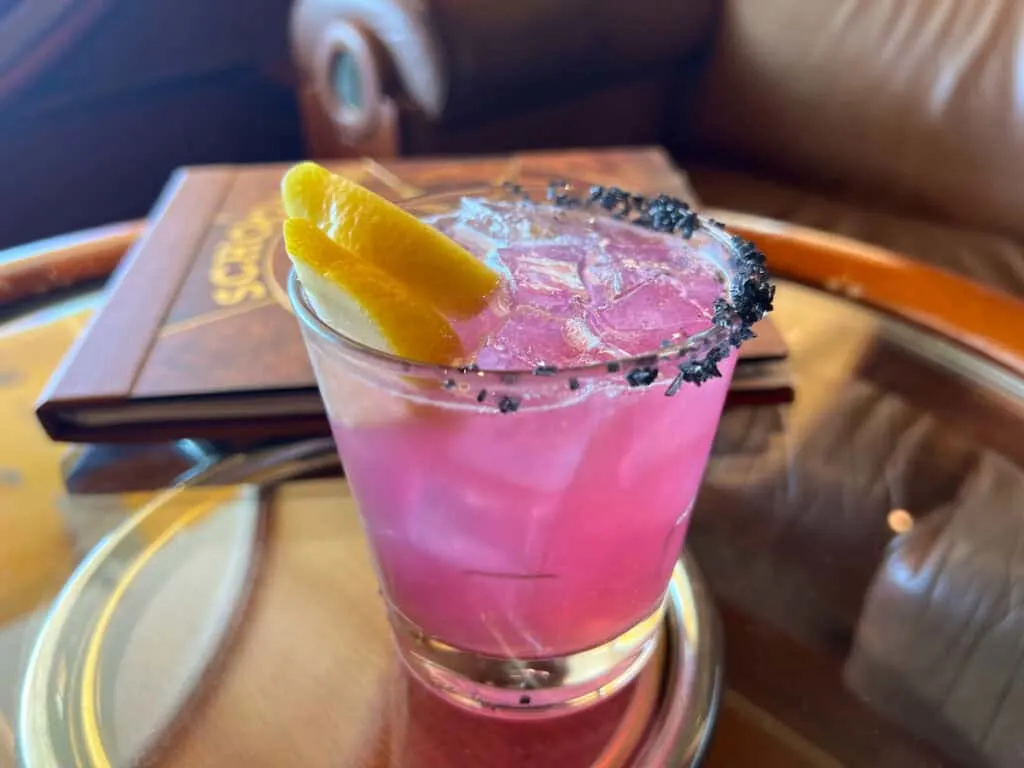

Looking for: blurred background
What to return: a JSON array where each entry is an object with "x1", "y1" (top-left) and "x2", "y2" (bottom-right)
[
  {"x1": 4, "y1": 3, "x2": 1024, "y2": 766},
  {"x1": 2, "y1": 0, "x2": 1021, "y2": 299}
]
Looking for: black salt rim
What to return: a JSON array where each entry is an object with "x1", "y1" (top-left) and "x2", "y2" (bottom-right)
[
  {"x1": 289, "y1": 180, "x2": 775, "y2": 410},
  {"x1": 545, "y1": 179, "x2": 774, "y2": 392}
]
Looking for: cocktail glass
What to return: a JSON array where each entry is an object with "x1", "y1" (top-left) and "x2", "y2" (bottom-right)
[{"x1": 288, "y1": 182, "x2": 771, "y2": 718}]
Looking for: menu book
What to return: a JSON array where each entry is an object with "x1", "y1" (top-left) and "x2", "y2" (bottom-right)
[{"x1": 36, "y1": 148, "x2": 792, "y2": 444}]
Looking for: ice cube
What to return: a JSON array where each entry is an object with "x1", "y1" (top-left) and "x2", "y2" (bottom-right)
[
  {"x1": 424, "y1": 199, "x2": 518, "y2": 261},
  {"x1": 477, "y1": 306, "x2": 583, "y2": 369},
  {"x1": 407, "y1": 472, "x2": 550, "y2": 574},
  {"x1": 459, "y1": 198, "x2": 515, "y2": 237},
  {"x1": 446, "y1": 198, "x2": 557, "y2": 245},
  {"x1": 507, "y1": 250, "x2": 587, "y2": 311},
  {"x1": 582, "y1": 258, "x2": 658, "y2": 305},
  {"x1": 498, "y1": 243, "x2": 583, "y2": 264},
  {"x1": 444, "y1": 404, "x2": 602, "y2": 494},
  {"x1": 448, "y1": 222, "x2": 502, "y2": 260},
  {"x1": 593, "y1": 275, "x2": 714, "y2": 353},
  {"x1": 593, "y1": 216, "x2": 672, "y2": 248},
  {"x1": 403, "y1": 405, "x2": 602, "y2": 576},
  {"x1": 563, "y1": 316, "x2": 604, "y2": 355}
]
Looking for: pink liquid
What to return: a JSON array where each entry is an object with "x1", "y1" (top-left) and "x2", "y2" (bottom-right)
[{"x1": 315, "y1": 199, "x2": 735, "y2": 659}]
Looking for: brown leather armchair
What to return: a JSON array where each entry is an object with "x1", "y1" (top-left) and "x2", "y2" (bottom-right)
[{"x1": 291, "y1": 0, "x2": 1024, "y2": 298}]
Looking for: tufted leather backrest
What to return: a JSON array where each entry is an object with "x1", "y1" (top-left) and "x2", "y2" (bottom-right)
[
  {"x1": 425, "y1": 0, "x2": 718, "y2": 123},
  {"x1": 688, "y1": 0, "x2": 1024, "y2": 239}
]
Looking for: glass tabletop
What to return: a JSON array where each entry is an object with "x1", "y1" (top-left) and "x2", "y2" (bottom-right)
[
  {"x1": 698, "y1": 280, "x2": 1024, "y2": 767},
  {"x1": 2, "y1": 271, "x2": 1023, "y2": 766}
]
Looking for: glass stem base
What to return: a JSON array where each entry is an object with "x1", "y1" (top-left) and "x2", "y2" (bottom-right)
[{"x1": 389, "y1": 598, "x2": 667, "y2": 719}]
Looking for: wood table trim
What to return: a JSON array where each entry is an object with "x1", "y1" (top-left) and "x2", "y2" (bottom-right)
[
  {"x1": 0, "y1": 220, "x2": 144, "y2": 306},
  {"x1": 709, "y1": 208, "x2": 1024, "y2": 378}
]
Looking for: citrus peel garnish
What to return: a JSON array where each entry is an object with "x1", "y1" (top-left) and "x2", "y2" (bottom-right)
[
  {"x1": 281, "y1": 162, "x2": 499, "y2": 322},
  {"x1": 283, "y1": 218, "x2": 464, "y2": 365}
]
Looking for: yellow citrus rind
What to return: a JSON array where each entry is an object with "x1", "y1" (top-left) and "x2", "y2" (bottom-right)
[
  {"x1": 281, "y1": 161, "x2": 499, "y2": 319},
  {"x1": 283, "y1": 218, "x2": 463, "y2": 365}
]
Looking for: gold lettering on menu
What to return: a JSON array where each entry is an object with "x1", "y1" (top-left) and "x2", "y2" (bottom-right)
[{"x1": 209, "y1": 200, "x2": 284, "y2": 306}]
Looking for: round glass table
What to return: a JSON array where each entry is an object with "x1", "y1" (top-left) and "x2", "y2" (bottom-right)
[{"x1": 2, "y1": 211, "x2": 1023, "y2": 767}]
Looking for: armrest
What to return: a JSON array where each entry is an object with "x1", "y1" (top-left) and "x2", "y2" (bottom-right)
[
  {"x1": 0, "y1": 220, "x2": 143, "y2": 306},
  {"x1": 290, "y1": 0, "x2": 719, "y2": 156}
]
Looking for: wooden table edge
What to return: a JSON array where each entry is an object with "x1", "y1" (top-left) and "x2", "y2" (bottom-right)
[
  {"x1": 3, "y1": 211, "x2": 1023, "y2": 380},
  {"x1": 708, "y1": 208, "x2": 1024, "y2": 378},
  {"x1": 0, "y1": 220, "x2": 145, "y2": 306}
]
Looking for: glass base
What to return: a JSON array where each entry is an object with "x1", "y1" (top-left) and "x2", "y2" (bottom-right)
[{"x1": 390, "y1": 599, "x2": 667, "y2": 719}]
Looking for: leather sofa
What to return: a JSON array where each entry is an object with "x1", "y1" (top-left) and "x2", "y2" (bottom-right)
[{"x1": 291, "y1": 0, "x2": 1024, "y2": 299}]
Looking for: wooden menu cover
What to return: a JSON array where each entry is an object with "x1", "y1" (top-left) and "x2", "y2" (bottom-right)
[{"x1": 36, "y1": 147, "x2": 789, "y2": 444}]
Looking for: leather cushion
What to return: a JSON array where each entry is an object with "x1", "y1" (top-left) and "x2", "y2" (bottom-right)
[
  {"x1": 686, "y1": 0, "x2": 1024, "y2": 241},
  {"x1": 427, "y1": 0, "x2": 718, "y2": 123},
  {"x1": 690, "y1": 166, "x2": 1024, "y2": 300}
]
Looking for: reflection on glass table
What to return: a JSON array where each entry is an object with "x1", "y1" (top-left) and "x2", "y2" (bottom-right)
[
  {"x1": 695, "y1": 281, "x2": 1024, "y2": 767},
  {"x1": 4, "y1": 224, "x2": 1024, "y2": 766}
]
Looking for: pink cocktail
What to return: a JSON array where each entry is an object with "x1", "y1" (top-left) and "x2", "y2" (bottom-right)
[{"x1": 290, "y1": 182, "x2": 772, "y2": 717}]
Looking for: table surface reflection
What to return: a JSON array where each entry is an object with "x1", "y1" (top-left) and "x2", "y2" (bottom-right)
[{"x1": 3, "y1": 274, "x2": 1023, "y2": 767}]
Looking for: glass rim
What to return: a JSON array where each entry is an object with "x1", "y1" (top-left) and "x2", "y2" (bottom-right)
[{"x1": 287, "y1": 180, "x2": 774, "y2": 398}]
